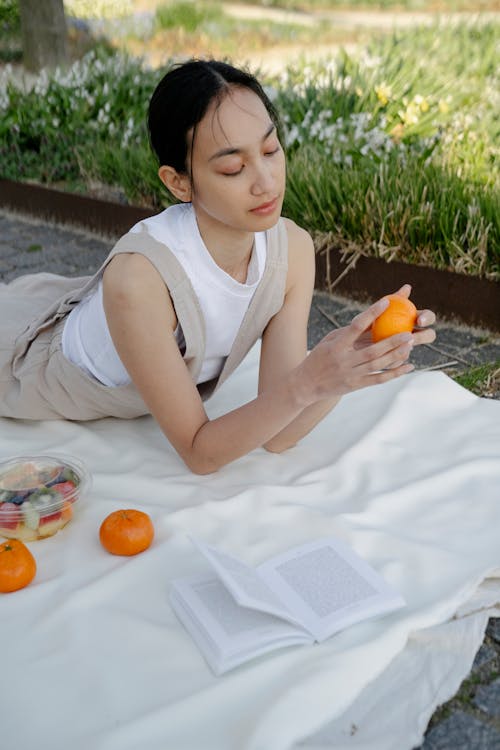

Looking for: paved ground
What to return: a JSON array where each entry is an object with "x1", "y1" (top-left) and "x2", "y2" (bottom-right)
[{"x1": 1, "y1": 209, "x2": 499, "y2": 748}]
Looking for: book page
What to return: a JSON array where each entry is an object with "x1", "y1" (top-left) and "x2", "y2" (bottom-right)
[
  {"x1": 274, "y1": 546, "x2": 377, "y2": 617},
  {"x1": 258, "y1": 537, "x2": 406, "y2": 641},
  {"x1": 187, "y1": 577, "x2": 302, "y2": 639},
  {"x1": 189, "y1": 536, "x2": 303, "y2": 626},
  {"x1": 170, "y1": 575, "x2": 313, "y2": 675}
]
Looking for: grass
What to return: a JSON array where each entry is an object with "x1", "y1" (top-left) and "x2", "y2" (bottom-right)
[
  {"x1": 453, "y1": 361, "x2": 500, "y2": 397},
  {"x1": 155, "y1": 1, "x2": 224, "y2": 32},
  {"x1": 0, "y1": 17, "x2": 499, "y2": 280},
  {"x1": 232, "y1": 0, "x2": 500, "y2": 10},
  {"x1": 275, "y1": 21, "x2": 500, "y2": 279},
  {"x1": 115, "y1": 1, "x2": 350, "y2": 59},
  {"x1": 284, "y1": 147, "x2": 499, "y2": 278},
  {"x1": 0, "y1": 0, "x2": 21, "y2": 62},
  {"x1": 423, "y1": 630, "x2": 500, "y2": 735}
]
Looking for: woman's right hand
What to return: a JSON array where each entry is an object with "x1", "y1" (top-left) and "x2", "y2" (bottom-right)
[{"x1": 293, "y1": 298, "x2": 415, "y2": 405}]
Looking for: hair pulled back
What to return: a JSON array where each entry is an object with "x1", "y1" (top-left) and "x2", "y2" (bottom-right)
[{"x1": 147, "y1": 59, "x2": 282, "y2": 174}]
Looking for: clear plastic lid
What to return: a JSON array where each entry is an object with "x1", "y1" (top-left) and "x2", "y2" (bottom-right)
[{"x1": 0, "y1": 454, "x2": 91, "y2": 513}]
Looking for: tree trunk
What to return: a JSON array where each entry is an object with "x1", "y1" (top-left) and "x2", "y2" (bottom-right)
[{"x1": 19, "y1": 0, "x2": 68, "y2": 72}]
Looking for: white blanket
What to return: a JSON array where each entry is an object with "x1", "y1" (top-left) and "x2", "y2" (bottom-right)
[{"x1": 1, "y1": 343, "x2": 499, "y2": 750}]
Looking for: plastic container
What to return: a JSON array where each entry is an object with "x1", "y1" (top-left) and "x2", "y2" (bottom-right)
[{"x1": 0, "y1": 455, "x2": 91, "y2": 541}]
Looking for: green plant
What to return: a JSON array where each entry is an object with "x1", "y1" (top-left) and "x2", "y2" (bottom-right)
[
  {"x1": 77, "y1": 138, "x2": 169, "y2": 209},
  {"x1": 63, "y1": 0, "x2": 133, "y2": 19},
  {"x1": 0, "y1": 0, "x2": 21, "y2": 61},
  {"x1": 0, "y1": 49, "x2": 158, "y2": 183},
  {"x1": 155, "y1": 1, "x2": 224, "y2": 33},
  {"x1": 229, "y1": 0, "x2": 500, "y2": 9},
  {"x1": 272, "y1": 21, "x2": 499, "y2": 278},
  {"x1": 0, "y1": 0, "x2": 20, "y2": 36},
  {"x1": 453, "y1": 361, "x2": 500, "y2": 397},
  {"x1": 1, "y1": 21, "x2": 499, "y2": 279},
  {"x1": 150, "y1": 0, "x2": 310, "y2": 53}
]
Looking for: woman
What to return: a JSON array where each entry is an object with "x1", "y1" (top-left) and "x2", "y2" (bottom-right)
[{"x1": 0, "y1": 60, "x2": 436, "y2": 473}]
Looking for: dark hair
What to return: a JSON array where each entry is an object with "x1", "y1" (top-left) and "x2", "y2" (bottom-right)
[{"x1": 147, "y1": 59, "x2": 283, "y2": 174}]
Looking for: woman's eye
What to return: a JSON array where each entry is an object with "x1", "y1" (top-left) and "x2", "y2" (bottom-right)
[
  {"x1": 222, "y1": 167, "x2": 243, "y2": 177},
  {"x1": 220, "y1": 147, "x2": 280, "y2": 175}
]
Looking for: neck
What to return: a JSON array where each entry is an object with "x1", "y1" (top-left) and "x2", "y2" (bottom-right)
[{"x1": 193, "y1": 207, "x2": 254, "y2": 282}]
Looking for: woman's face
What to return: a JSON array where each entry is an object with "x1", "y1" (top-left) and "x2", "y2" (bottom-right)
[{"x1": 187, "y1": 86, "x2": 286, "y2": 233}]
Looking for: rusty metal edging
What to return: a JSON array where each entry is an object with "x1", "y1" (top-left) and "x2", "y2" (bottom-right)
[
  {"x1": 315, "y1": 251, "x2": 499, "y2": 332},
  {"x1": 0, "y1": 178, "x2": 152, "y2": 236},
  {"x1": 1, "y1": 178, "x2": 499, "y2": 331}
]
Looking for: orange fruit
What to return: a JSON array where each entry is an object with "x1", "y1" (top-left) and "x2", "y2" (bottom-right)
[
  {"x1": 99, "y1": 509, "x2": 154, "y2": 556},
  {"x1": 371, "y1": 294, "x2": 418, "y2": 343},
  {"x1": 0, "y1": 539, "x2": 37, "y2": 593}
]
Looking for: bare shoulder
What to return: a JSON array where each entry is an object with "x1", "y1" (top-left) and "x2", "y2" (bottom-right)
[
  {"x1": 282, "y1": 217, "x2": 314, "y2": 251},
  {"x1": 102, "y1": 252, "x2": 177, "y2": 328},
  {"x1": 281, "y1": 217, "x2": 315, "y2": 292},
  {"x1": 103, "y1": 252, "x2": 163, "y2": 295}
]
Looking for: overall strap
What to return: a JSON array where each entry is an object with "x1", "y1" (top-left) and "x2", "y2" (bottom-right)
[
  {"x1": 109, "y1": 227, "x2": 206, "y2": 383},
  {"x1": 214, "y1": 218, "x2": 288, "y2": 394},
  {"x1": 13, "y1": 216, "x2": 288, "y2": 399},
  {"x1": 13, "y1": 225, "x2": 207, "y2": 385}
]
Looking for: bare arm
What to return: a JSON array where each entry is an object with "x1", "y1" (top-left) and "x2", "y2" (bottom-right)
[
  {"x1": 260, "y1": 223, "x2": 437, "y2": 452},
  {"x1": 103, "y1": 248, "x2": 432, "y2": 474},
  {"x1": 102, "y1": 253, "x2": 310, "y2": 474}
]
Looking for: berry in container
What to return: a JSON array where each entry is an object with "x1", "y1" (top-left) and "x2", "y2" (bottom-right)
[{"x1": 0, "y1": 455, "x2": 91, "y2": 541}]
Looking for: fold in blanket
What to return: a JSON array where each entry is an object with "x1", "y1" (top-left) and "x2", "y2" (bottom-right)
[{"x1": 1, "y1": 343, "x2": 499, "y2": 750}]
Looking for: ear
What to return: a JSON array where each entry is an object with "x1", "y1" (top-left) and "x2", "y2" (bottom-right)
[{"x1": 158, "y1": 165, "x2": 192, "y2": 203}]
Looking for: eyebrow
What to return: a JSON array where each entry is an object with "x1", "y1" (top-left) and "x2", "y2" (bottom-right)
[{"x1": 208, "y1": 123, "x2": 276, "y2": 162}]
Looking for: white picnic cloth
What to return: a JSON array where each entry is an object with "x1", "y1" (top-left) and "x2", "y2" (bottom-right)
[{"x1": 1, "y1": 342, "x2": 500, "y2": 750}]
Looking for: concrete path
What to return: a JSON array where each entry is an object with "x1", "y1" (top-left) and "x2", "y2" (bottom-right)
[
  {"x1": 224, "y1": 2, "x2": 499, "y2": 28},
  {"x1": 1, "y1": 209, "x2": 499, "y2": 747}
]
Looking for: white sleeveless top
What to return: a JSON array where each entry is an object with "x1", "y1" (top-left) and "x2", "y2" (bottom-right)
[{"x1": 61, "y1": 203, "x2": 267, "y2": 387}]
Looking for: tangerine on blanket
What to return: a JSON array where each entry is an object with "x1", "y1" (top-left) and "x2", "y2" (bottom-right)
[
  {"x1": 0, "y1": 539, "x2": 37, "y2": 593},
  {"x1": 99, "y1": 509, "x2": 154, "y2": 556},
  {"x1": 371, "y1": 294, "x2": 418, "y2": 342}
]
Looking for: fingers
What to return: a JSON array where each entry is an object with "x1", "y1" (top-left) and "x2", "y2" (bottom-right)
[
  {"x1": 367, "y1": 362, "x2": 415, "y2": 385},
  {"x1": 415, "y1": 309, "x2": 436, "y2": 328},
  {"x1": 393, "y1": 283, "x2": 412, "y2": 299},
  {"x1": 347, "y1": 297, "x2": 390, "y2": 342},
  {"x1": 355, "y1": 333, "x2": 414, "y2": 373},
  {"x1": 306, "y1": 323, "x2": 417, "y2": 400},
  {"x1": 348, "y1": 292, "x2": 436, "y2": 346},
  {"x1": 413, "y1": 308, "x2": 437, "y2": 345},
  {"x1": 387, "y1": 288, "x2": 436, "y2": 331},
  {"x1": 413, "y1": 327, "x2": 436, "y2": 345}
]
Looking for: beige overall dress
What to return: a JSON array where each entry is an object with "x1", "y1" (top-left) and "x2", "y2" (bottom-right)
[{"x1": 0, "y1": 219, "x2": 288, "y2": 421}]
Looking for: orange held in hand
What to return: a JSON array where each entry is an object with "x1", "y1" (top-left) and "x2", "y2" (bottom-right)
[
  {"x1": 0, "y1": 539, "x2": 37, "y2": 593},
  {"x1": 371, "y1": 294, "x2": 418, "y2": 343},
  {"x1": 99, "y1": 509, "x2": 154, "y2": 556}
]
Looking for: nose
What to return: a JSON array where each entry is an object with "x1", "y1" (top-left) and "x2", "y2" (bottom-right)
[{"x1": 250, "y1": 158, "x2": 276, "y2": 196}]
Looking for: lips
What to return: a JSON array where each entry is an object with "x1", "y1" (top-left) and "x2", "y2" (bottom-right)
[{"x1": 250, "y1": 197, "x2": 279, "y2": 215}]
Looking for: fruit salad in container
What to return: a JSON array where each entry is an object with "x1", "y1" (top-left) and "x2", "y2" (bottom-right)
[{"x1": 0, "y1": 455, "x2": 90, "y2": 541}]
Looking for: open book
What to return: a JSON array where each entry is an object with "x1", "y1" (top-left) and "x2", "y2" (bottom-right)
[{"x1": 170, "y1": 535, "x2": 406, "y2": 675}]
